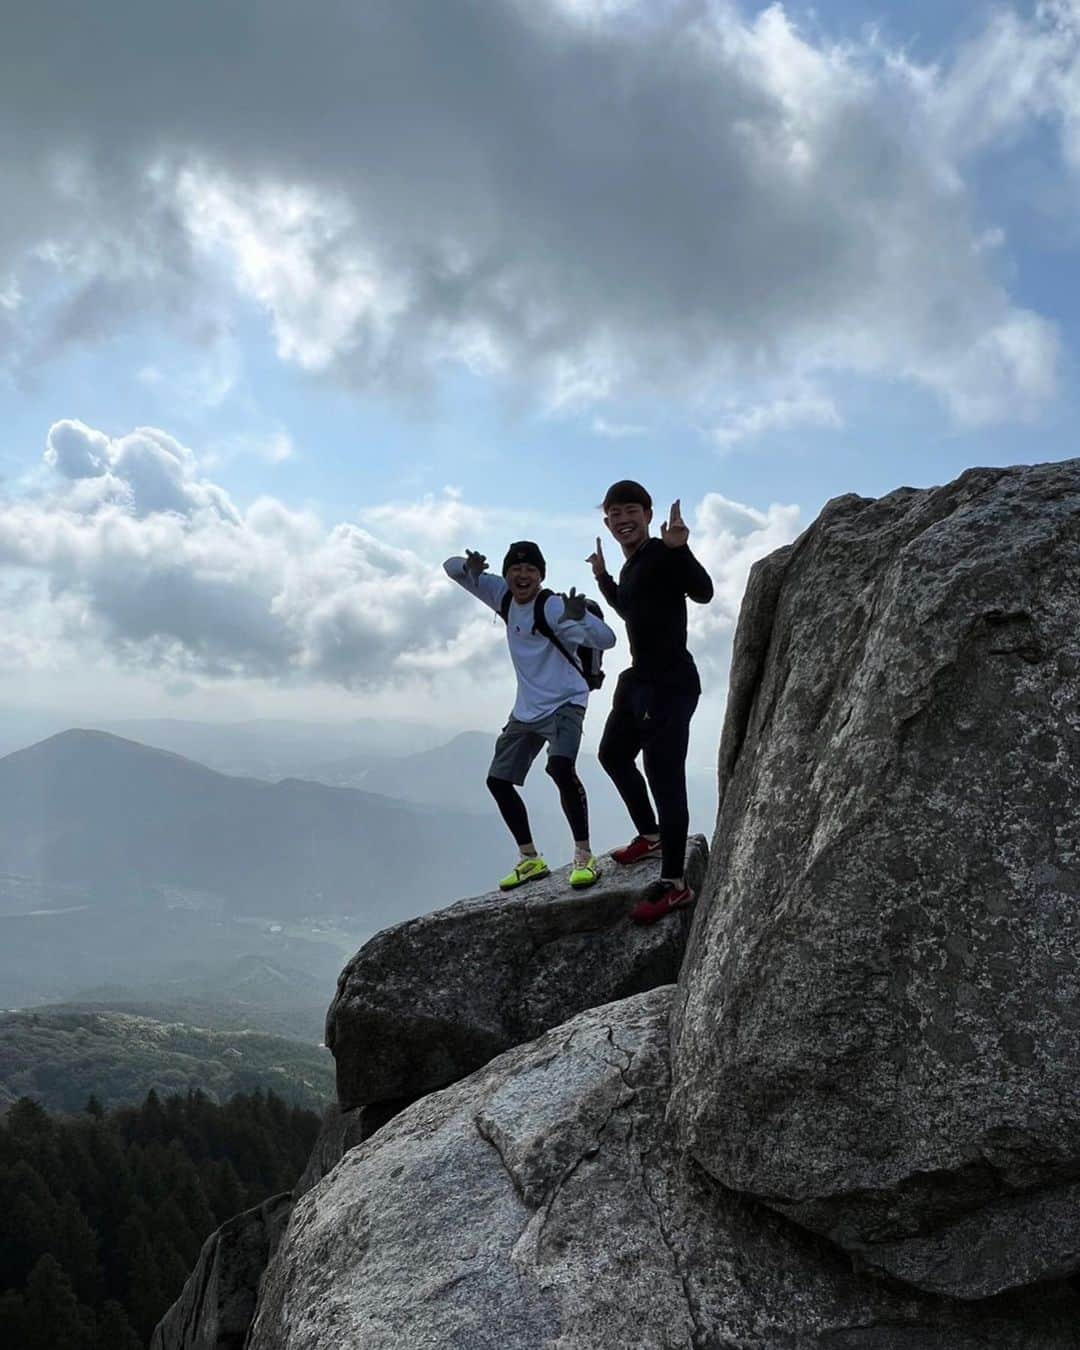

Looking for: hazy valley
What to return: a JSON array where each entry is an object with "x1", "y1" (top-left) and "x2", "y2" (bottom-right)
[{"x1": 0, "y1": 718, "x2": 717, "y2": 1055}]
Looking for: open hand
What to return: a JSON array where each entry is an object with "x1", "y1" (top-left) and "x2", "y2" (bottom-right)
[
  {"x1": 660, "y1": 500, "x2": 689, "y2": 549},
  {"x1": 464, "y1": 549, "x2": 488, "y2": 578},
  {"x1": 562, "y1": 587, "x2": 586, "y2": 622},
  {"x1": 586, "y1": 536, "x2": 607, "y2": 579}
]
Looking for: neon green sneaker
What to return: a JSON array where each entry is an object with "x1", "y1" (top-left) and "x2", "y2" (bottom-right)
[
  {"x1": 498, "y1": 856, "x2": 550, "y2": 891},
  {"x1": 569, "y1": 856, "x2": 601, "y2": 889}
]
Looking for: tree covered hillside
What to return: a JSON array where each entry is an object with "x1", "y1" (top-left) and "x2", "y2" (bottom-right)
[
  {"x1": 0, "y1": 1010, "x2": 334, "y2": 1114},
  {"x1": 0, "y1": 1089, "x2": 319, "y2": 1347}
]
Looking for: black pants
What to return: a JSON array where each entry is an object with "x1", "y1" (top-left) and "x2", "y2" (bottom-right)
[
  {"x1": 598, "y1": 676, "x2": 698, "y2": 880},
  {"x1": 487, "y1": 756, "x2": 589, "y2": 848}
]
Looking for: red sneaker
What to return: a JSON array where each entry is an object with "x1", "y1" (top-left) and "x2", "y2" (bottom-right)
[
  {"x1": 611, "y1": 835, "x2": 662, "y2": 866},
  {"x1": 631, "y1": 881, "x2": 696, "y2": 925}
]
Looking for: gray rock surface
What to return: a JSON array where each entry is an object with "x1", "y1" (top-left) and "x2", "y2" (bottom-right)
[
  {"x1": 293, "y1": 1102, "x2": 386, "y2": 1198},
  {"x1": 151, "y1": 1193, "x2": 292, "y2": 1350},
  {"x1": 249, "y1": 990, "x2": 1080, "y2": 1349},
  {"x1": 326, "y1": 836, "x2": 707, "y2": 1111},
  {"x1": 670, "y1": 460, "x2": 1080, "y2": 1298}
]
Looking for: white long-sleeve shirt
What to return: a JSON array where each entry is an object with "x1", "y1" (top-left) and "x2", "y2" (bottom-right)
[{"x1": 444, "y1": 557, "x2": 616, "y2": 722}]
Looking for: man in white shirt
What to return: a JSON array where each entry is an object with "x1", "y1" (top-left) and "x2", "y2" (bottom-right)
[{"x1": 444, "y1": 540, "x2": 616, "y2": 892}]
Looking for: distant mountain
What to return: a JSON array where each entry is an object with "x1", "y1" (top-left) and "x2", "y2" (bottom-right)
[
  {"x1": 99, "y1": 715, "x2": 444, "y2": 779},
  {"x1": 68, "y1": 954, "x2": 335, "y2": 1040},
  {"x1": 0, "y1": 729, "x2": 507, "y2": 1009},
  {"x1": 307, "y1": 729, "x2": 490, "y2": 794},
  {"x1": 0, "y1": 727, "x2": 716, "y2": 1012},
  {"x1": 0, "y1": 1006, "x2": 335, "y2": 1113},
  {"x1": 316, "y1": 730, "x2": 718, "y2": 844},
  {"x1": 0, "y1": 729, "x2": 500, "y2": 917}
]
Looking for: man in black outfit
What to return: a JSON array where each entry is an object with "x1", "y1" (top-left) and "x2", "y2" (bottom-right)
[{"x1": 588, "y1": 480, "x2": 714, "y2": 923}]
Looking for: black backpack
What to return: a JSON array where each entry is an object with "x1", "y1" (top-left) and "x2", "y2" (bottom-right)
[{"x1": 498, "y1": 587, "x2": 606, "y2": 690}]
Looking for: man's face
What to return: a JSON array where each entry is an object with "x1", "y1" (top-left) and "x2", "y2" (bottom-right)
[
  {"x1": 506, "y1": 563, "x2": 542, "y2": 603},
  {"x1": 604, "y1": 501, "x2": 652, "y2": 553}
]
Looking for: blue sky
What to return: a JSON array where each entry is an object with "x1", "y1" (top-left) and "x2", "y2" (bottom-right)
[{"x1": 1, "y1": 0, "x2": 1079, "y2": 770}]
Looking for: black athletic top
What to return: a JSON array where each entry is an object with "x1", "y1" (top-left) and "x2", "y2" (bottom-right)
[{"x1": 597, "y1": 539, "x2": 713, "y2": 692}]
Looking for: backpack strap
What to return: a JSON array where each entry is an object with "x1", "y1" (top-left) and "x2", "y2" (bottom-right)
[
  {"x1": 502, "y1": 588, "x2": 594, "y2": 684},
  {"x1": 531, "y1": 589, "x2": 555, "y2": 638},
  {"x1": 532, "y1": 590, "x2": 590, "y2": 682}
]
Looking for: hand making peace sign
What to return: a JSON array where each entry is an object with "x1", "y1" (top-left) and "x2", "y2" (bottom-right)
[{"x1": 660, "y1": 499, "x2": 689, "y2": 549}]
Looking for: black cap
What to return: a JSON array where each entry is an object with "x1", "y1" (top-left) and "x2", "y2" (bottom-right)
[
  {"x1": 602, "y1": 479, "x2": 652, "y2": 511},
  {"x1": 501, "y1": 541, "x2": 546, "y2": 578}
]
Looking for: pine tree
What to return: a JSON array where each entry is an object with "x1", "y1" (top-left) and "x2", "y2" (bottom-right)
[
  {"x1": 118, "y1": 1213, "x2": 166, "y2": 1342},
  {"x1": 0, "y1": 1290, "x2": 28, "y2": 1348},
  {"x1": 56, "y1": 1190, "x2": 104, "y2": 1305},
  {"x1": 207, "y1": 1157, "x2": 246, "y2": 1223},
  {"x1": 152, "y1": 1229, "x2": 192, "y2": 1308},
  {"x1": 138, "y1": 1088, "x2": 166, "y2": 1145},
  {"x1": 22, "y1": 1253, "x2": 89, "y2": 1350},
  {"x1": 0, "y1": 1159, "x2": 61, "y2": 1287},
  {"x1": 153, "y1": 1194, "x2": 202, "y2": 1270},
  {"x1": 93, "y1": 1300, "x2": 143, "y2": 1350},
  {"x1": 172, "y1": 1161, "x2": 218, "y2": 1239}
]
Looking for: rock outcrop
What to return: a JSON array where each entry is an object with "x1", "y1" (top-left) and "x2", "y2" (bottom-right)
[
  {"x1": 150, "y1": 1193, "x2": 292, "y2": 1350},
  {"x1": 293, "y1": 1102, "x2": 375, "y2": 1198},
  {"x1": 249, "y1": 990, "x2": 1080, "y2": 1350},
  {"x1": 327, "y1": 837, "x2": 707, "y2": 1112},
  {"x1": 155, "y1": 840, "x2": 707, "y2": 1347},
  {"x1": 670, "y1": 460, "x2": 1080, "y2": 1298},
  {"x1": 160, "y1": 459, "x2": 1080, "y2": 1346}
]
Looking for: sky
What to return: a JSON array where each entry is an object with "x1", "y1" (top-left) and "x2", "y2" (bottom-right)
[{"x1": 1, "y1": 0, "x2": 1079, "y2": 772}]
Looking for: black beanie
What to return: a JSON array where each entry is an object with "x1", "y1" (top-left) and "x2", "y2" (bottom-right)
[{"x1": 501, "y1": 540, "x2": 546, "y2": 578}]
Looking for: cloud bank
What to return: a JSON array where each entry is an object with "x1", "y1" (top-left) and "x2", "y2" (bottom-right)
[
  {"x1": 0, "y1": 421, "x2": 799, "y2": 693},
  {"x1": 2, "y1": 421, "x2": 497, "y2": 687},
  {"x1": 1, "y1": 0, "x2": 1076, "y2": 424}
]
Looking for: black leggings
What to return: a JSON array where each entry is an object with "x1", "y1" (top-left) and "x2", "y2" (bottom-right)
[
  {"x1": 487, "y1": 755, "x2": 589, "y2": 848},
  {"x1": 598, "y1": 679, "x2": 698, "y2": 880}
]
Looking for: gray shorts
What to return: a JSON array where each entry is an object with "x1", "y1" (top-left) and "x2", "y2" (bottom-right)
[{"x1": 488, "y1": 702, "x2": 586, "y2": 786}]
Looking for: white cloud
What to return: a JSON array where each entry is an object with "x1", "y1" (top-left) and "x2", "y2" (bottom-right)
[
  {"x1": 0, "y1": 0, "x2": 1073, "y2": 423},
  {"x1": 687, "y1": 492, "x2": 803, "y2": 675},
  {"x1": 201, "y1": 429, "x2": 296, "y2": 471},
  {"x1": 912, "y1": 0, "x2": 1080, "y2": 163},
  {"x1": 357, "y1": 487, "x2": 595, "y2": 554},
  {"x1": 592, "y1": 416, "x2": 647, "y2": 439},
  {"x1": 175, "y1": 170, "x2": 403, "y2": 375},
  {"x1": 0, "y1": 439, "x2": 798, "y2": 724},
  {"x1": 0, "y1": 421, "x2": 485, "y2": 688},
  {"x1": 711, "y1": 386, "x2": 842, "y2": 449},
  {"x1": 357, "y1": 488, "x2": 489, "y2": 552}
]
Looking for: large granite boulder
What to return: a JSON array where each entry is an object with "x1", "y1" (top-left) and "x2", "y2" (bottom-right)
[
  {"x1": 248, "y1": 989, "x2": 1080, "y2": 1349},
  {"x1": 293, "y1": 1101, "x2": 389, "y2": 1198},
  {"x1": 326, "y1": 837, "x2": 707, "y2": 1111},
  {"x1": 670, "y1": 460, "x2": 1080, "y2": 1298},
  {"x1": 150, "y1": 1193, "x2": 292, "y2": 1350}
]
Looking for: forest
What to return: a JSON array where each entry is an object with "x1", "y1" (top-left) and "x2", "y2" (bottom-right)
[{"x1": 0, "y1": 1087, "x2": 320, "y2": 1348}]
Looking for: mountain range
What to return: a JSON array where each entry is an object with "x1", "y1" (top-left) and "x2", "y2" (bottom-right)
[
  {"x1": 0, "y1": 1005, "x2": 334, "y2": 1113},
  {"x1": 0, "y1": 728, "x2": 497, "y2": 916},
  {"x1": 0, "y1": 724, "x2": 717, "y2": 1024}
]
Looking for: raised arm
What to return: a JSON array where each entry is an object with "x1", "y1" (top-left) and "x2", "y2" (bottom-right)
[
  {"x1": 660, "y1": 499, "x2": 713, "y2": 604},
  {"x1": 443, "y1": 552, "x2": 509, "y2": 614},
  {"x1": 587, "y1": 535, "x2": 623, "y2": 616}
]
